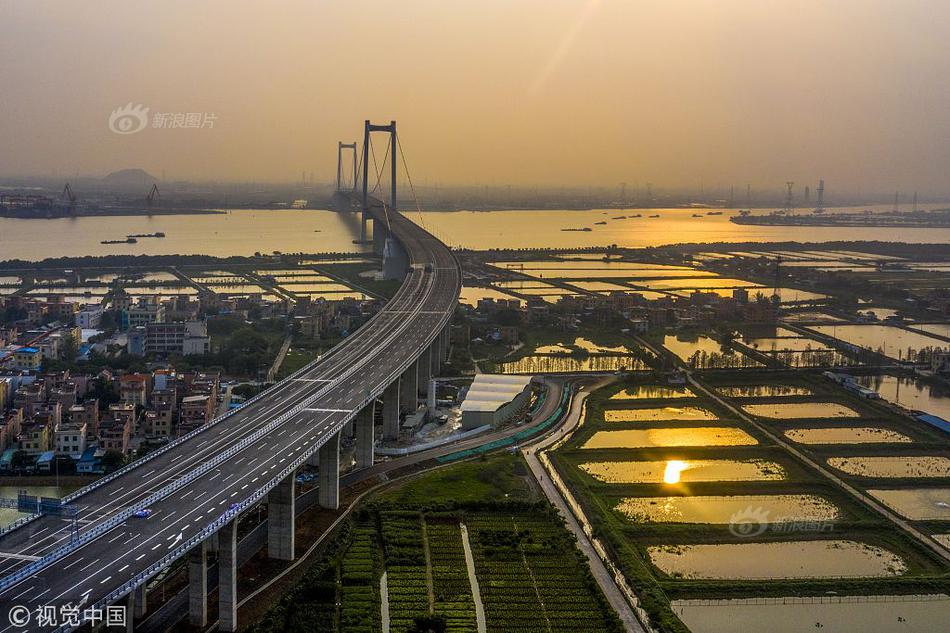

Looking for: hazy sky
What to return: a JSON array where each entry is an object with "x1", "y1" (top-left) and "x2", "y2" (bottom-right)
[{"x1": 2, "y1": 0, "x2": 949, "y2": 194}]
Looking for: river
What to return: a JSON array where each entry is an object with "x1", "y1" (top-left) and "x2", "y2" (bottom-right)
[{"x1": 1, "y1": 205, "x2": 948, "y2": 262}]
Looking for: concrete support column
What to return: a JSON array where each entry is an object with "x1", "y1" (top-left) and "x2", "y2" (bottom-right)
[
  {"x1": 218, "y1": 519, "x2": 238, "y2": 632},
  {"x1": 355, "y1": 402, "x2": 375, "y2": 469},
  {"x1": 126, "y1": 594, "x2": 135, "y2": 633},
  {"x1": 399, "y1": 362, "x2": 417, "y2": 414},
  {"x1": 382, "y1": 380, "x2": 400, "y2": 440},
  {"x1": 267, "y1": 475, "x2": 295, "y2": 561},
  {"x1": 373, "y1": 218, "x2": 387, "y2": 256},
  {"x1": 188, "y1": 541, "x2": 208, "y2": 627},
  {"x1": 432, "y1": 340, "x2": 442, "y2": 376},
  {"x1": 318, "y1": 431, "x2": 341, "y2": 509},
  {"x1": 343, "y1": 418, "x2": 355, "y2": 439},
  {"x1": 133, "y1": 585, "x2": 147, "y2": 619},
  {"x1": 442, "y1": 328, "x2": 450, "y2": 362},
  {"x1": 417, "y1": 347, "x2": 432, "y2": 397}
]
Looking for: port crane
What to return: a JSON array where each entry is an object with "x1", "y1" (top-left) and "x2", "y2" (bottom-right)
[
  {"x1": 62, "y1": 183, "x2": 77, "y2": 215},
  {"x1": 146, "y1": 183, "x2": 160, "y2": 213}
]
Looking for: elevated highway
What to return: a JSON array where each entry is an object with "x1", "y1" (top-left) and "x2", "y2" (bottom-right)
[{"x1": 0, "y1": 198, "x2": 460, "y2": 632}]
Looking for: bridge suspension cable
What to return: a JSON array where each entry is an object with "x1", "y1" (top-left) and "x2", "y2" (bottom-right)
[{"x1": 395, "y1": 133, "x2": 429, "y2": 235}]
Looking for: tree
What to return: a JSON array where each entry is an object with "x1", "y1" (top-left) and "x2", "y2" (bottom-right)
[
  {"x1": 10, "y1": 451, "x2": 33, "y2": 472},
  {"x1": 406, "y1": 616, "x2": 447, "y2": 633},
  {"x1": 59, "y1": 332, "x2": 79, "y2": 363},
  {"x1": 101, "y1": 450, "x2": 126, "y2": 473}
]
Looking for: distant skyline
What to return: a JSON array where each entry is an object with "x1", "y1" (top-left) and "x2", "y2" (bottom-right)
[{"x1": 2, "y1": 1, "x2": 950, "y2": 195}]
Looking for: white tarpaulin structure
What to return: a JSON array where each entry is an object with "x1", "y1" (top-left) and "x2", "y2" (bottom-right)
[{"x1": 460, "y1": 374, "x2": 532, "y2": 429}]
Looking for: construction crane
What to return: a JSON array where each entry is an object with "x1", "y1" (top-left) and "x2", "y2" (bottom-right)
[
  {"x1": 146, "y1": 184, "x2": 160, "y2": 213},
  {"x1": 62, "y1": 183, "x2": 77, "y2": 215}
]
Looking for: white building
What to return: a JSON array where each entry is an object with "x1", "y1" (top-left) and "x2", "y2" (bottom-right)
[
  {"x1": 76, "y1": 306, "x2": 104, "y2": 329},
  {"x1": 55, "y1": 421, "x2": 87, "y2": 459},
  {"x1": 460, "y1": 374, "x2": 533, "y2": 430}
]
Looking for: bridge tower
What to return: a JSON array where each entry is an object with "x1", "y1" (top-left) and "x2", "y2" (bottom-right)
[
  {"x1": 336, "y1": 141, "x2": 357, "y2": 192},
  {"x1": 360, "y1": 120, "x2": 397, "y2": 242}
]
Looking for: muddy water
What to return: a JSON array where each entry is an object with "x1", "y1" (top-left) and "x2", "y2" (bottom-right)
[
  {"x1": 784, "y1": 427, "x2": 914, "y2": 444},
  {"x1": 579, "y1": 459, "x2": 786, "y2": 484},
  {"x1": 604, "y1": 406, "x2": 719, "y2": 422},
  {"x1": 827, "y1": 456, "x2": 950, "y2": 478},
  {"x1": 615, "y1": 494, "x2": 839, "y2": 524},
  {"x1": 610, "y1": 385, "x2": 693, "y2": 400},
  {"x1": 672, "y1": 595, "x2": 950, "y2": 633},
  {"x1": 743, "y1": 402, "x2": 861, "y2": 418},
  {"x1": 582, "y1": 427, "x2": 758, "y2": 449},
  {"x1": 868, "y1": 488, "x2": 950, "y2": 520},
  {"x1": 648, "y1": 541, "x2": 907, "y2": 579}
]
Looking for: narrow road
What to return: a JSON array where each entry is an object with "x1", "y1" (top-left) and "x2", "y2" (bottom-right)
[
  {"x1": 266, "y1": 335, "x2": 293, "y2": 383},
  {"x1": 522, "y1": 376, "x2": 649, "y2": 633}
]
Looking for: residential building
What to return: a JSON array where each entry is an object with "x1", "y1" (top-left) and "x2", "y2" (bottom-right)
[
  {"x1": 144, "y1": 321, "x2": 210, "y2": 356},
  {"x1": 13, "y1": 347, "x2": 41, "y2": 371},
  {"x1": 179, "y1": 395, "x2": 214, "y2": 435},
  {"x1": 54, "y1": 421, "x2": 87, "y2": 459},
  {"x1": 119, "y1": 374, "x2": 150, "y2": 407},
  {"x1": 76, "y1": 306, "x2": 104, "y2": 329}
]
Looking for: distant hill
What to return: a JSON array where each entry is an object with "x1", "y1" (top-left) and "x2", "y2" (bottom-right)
[{"x1": 101, "y1": 168, "x2": 158, "y2": 187}]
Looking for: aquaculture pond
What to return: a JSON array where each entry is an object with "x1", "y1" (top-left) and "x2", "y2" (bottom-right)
[
  {"x1": 609, "y1": 385, "x2": 693, "y2": 400},
  {"x1": 854, "y1": 374, "x2": 950, "y2": 420},
  {"x1": 614, "y1": 494, "x2": 840, "y2": 524},
  {"x1": 648, "y1": 541, "x2": 907, "y2": 580},
  {"x1": 867, "y1": 488, "x2": 950, "y2": 520},
  {"x1": 603, "y1": 406, "x2": 719, "y2": 423},
  {"x1": 810, "y1": 324, "x2": 948, "y2": 359},
  {"x1": 716, "y1": 384, "x2": 813, "y2": 398},
  {"x1": 671, "y1": 595, "x2": 950, "y2": 633},
  {"x1": 579, "y1": 459, "x2": 786, "y2": 484},
  {"x1": 742, "y1": 402, "x2": 861, "y2": 418},
  {"x1": 784, "y1": 427, "x2": 914, "y2": 445},
  {"x1": 826, "y1": 456, "x2": 950, "y2": 478},
  {"x1": 581, "y1": 427, "x2": 758, "y2": 449}
]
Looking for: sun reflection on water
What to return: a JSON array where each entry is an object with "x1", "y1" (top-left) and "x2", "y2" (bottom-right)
[{"x1": 663, "y1": 460, "x2": 689, "y2": 484}]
